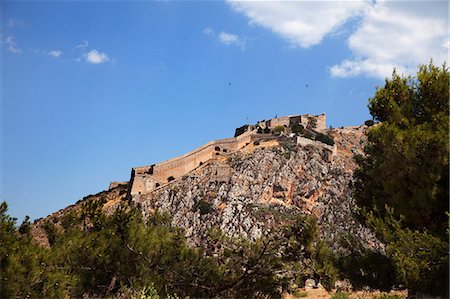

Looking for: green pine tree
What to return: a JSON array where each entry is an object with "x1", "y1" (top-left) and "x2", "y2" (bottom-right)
[{"x1": 353, "y1": 62, "x2": 449, "y2": 297}]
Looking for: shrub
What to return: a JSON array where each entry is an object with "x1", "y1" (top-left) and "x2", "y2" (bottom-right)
[
  {"x1": 292, "y1": 123, "x2": 305, "y2": 134},
  {"x1": 315, "y1": 133, "x2": 335, "y2": 146},
  {"x1": 303, "y1": 131, "x2": 315, "y2": 140},
  {"x1": 193, "y1": 199, "x2": 213, "y2": 215},
  {"x1": 293, "y1": 290, "x2": 307, "y2": 298},
  {"x1": 364, "y1": 119, "x2": 375, "y2": 127},
  {"x1": 273, "y1": 126, "x2": 285, "y2": 134},
  {"x1": 60, "y1": 211, "x2": 80, "y2": 230},
  {"x1": 330, "y1": 292, "x2": 349, "y2": 299},
  {"x1": 43, "y1": 220, "x2": 59, "y2": 246},
  {"x1": 263, "y1": 127, "x2": 271, "y2": 134},
  {"x1": 254, "y1": 141, "x2": 260, "y2": 146}
]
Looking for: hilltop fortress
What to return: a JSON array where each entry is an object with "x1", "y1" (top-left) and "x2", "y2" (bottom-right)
[{"x1": 125, "y1": 114, "x2": 326, "y2": 200}]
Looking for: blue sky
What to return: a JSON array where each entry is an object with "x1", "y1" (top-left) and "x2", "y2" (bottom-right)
[{"x1": 1, "y1": 1, "x2": 448, "y2": 221}]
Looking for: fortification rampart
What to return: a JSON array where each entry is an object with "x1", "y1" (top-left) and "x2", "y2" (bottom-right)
[
  {"x1": 129, "y1": 131, "x2": 255, "y2": 197},
  {"x1": 128, "y1": 113, "x2": 327, "y2": 200}
]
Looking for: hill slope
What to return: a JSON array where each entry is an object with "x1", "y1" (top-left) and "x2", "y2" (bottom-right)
[{"x1": 33, "y1": 126, "x2": 381, "y2": 254}]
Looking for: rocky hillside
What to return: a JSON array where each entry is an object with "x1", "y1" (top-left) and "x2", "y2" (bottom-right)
[
  {"x1": 33, "y1": 126, "x2": 381, "y2": 253},
  {"x1": 31, "y1": 184, "x2": 129, "y2": 247},
  {"x1": 135, "y1": 126, "x2": 381, "y2": 251}
]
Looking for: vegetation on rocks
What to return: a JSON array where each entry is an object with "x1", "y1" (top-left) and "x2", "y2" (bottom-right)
[
  {"x1": 292, "y1": 123, "x2": 305, "y2": 134},
  {"x1": 314, "y1": 132, "x2": 335, "y2": 146},
  {"x1": 273, "y1": 125, "x2": 286, "y2": 134}
]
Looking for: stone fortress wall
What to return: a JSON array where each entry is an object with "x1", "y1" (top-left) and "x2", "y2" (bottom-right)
[
  {"x1": 129, "y1": 131, "x2": 255, "y2": 197},
  {"x1": 266, "y1": 113, "x2": 326, "y2": 130},
  {"x1": 127, "y1": 113, "x2": 326, "y2": 199}
]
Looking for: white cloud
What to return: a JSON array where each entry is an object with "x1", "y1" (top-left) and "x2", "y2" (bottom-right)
[
  {"x1": 203, "y1": 27, "x2": 215, "y2": 36},
  {"x1": 75, "y1": 40, "x2": 89, "y2": 50},
  {"x1": 48, "y1": 50, "x2": 62, "y2": 58},
  {"x1": 330, "y1": 1, "x2": 448, "y2": 78},
  {"x1": 84, "y1": 49, "x2": 109, "y2": 64},
  {"x1": 228, "y1": 1, "x2": 369, "y2": 48},
  {"x1": 219, "y1": 32, "x2": 241, "y2": 45},
  {"x1": 1, "y1": 35, "x2": 22, "y2": 54},
  {"x1": 203, "y1": 27, "x2": 245, "y2": 49},
  {"x1": 228, "y1": 0, "x2": 448, "y2": 79}
]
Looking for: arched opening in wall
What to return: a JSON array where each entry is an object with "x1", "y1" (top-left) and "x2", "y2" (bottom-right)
[
  {"x1": 156, "y1": 183, "x2": 160, "y2": 188},
  {"x1": 215, "y1": 146, "x2": 221, "y2": 151},
  {"x1": 199, "y1": 161, "x2": 203, "y2": 166},
  {"x1": 167, "y1": 176, "x2": 175, "y2": 182},
  {"x1": 215, "y1": 153, "x2": 220, "y2": 156},
  {"x1": 222, "y1": 149, "x2": 228, "y2": 153}
]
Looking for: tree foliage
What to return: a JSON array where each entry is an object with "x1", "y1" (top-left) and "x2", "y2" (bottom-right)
[
  {"x1": 0, "y1": 202, "x2": 52, "y2": 298},
  {"x1": 353, "y1": 62, "x2": 449, "y2": 296},
  {"x1": 0, "y1": 199, "x2": 342, "y2": 298}
]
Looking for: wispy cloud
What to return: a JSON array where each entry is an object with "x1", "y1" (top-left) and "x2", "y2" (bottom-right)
[
  {"x1": 48, "y1": 50, "x2": 63, "y2": 58},
  {"x1": 203, "y1": 27, "x2": 246, "y2": 49},
  {"x1": 1, "y1": 35, "x2": 22, "y2": 54},
  {"x1": 228, "y1": 1, "x2": 448, "y2": 79},
  {"x1": 75, "y1": 40, "x2": 89, "y2": 50},
  {"x1": 219, "y1": 32, "x2": 241, "y2": 45},
  {"x1": 6, "y1": 19, "x2": 24, "y2": 28},
  {"x1": 84, "y1": 49, "x2": 109, "y2": 64},
  {"x1": 203, "y1": 27, "x2": 215, "y2": 36}
]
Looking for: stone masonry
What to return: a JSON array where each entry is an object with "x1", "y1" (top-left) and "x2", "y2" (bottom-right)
[{"x1": 127, "y1": 114, "x2": 326, "y2": 201}]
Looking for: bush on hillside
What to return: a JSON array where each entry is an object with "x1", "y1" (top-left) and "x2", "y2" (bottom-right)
[
  {"x1": 315, "y1": 133, "x2": 335, "y2": 146},
  {"x1": 193, "y1": 199, "x2": 213, "y2": 215},
  {"x1": 292, "y1": 123, "x2": 305, "y2": 134},
  {"x1": 273, "y1": 125, "x2": 285, "y2": 134},
  {"x1": 364, "y1": 119, "x2": 375, "y2": 127},
  {"x1": 303, "y1": 131, "x2": 315, "y2": 140}
]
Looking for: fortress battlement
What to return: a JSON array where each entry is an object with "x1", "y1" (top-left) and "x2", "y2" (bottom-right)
[{"x1": 127, "y1": 113, "x2": 326, "y2": 200}]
